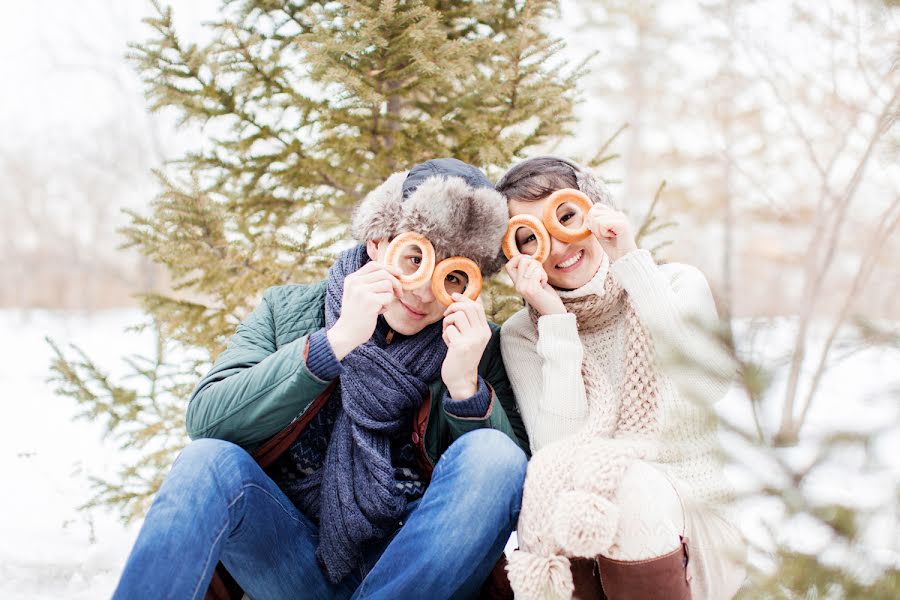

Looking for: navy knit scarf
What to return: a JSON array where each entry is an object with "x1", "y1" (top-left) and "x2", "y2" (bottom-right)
[{"x1": 305, "y1": 245, "x2": 447, "y2": 583}]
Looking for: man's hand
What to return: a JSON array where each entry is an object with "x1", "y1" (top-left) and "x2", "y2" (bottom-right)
[
  {"x1": 586, "y1": 204, "x2": 638, "y2": 263},
  {"x1": 505, "y1": 254, "x2": 566, "y2": 317},
  {"x1": 441, "y1": 294, "x2": 492, "y2": 400},
  {"x1": 327, "y1": 262, "x2": 402, "y2": 360}
]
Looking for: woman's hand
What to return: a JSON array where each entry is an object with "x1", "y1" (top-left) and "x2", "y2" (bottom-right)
[
  {"x1": 505, "y1": 254, "x2": 566, "y2": 316},
  {"x1": 586, "y1": 204, "x2": 638, "y2": 263},
  {"x1": 327, "y1": 262, "x2": 402, "y2": 360},
  {"x1": 441, "y1": 294, "x2": 492, "y2": 400}
]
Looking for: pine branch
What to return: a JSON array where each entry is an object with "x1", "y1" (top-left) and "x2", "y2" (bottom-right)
[{"x1": 634, "y1": 180, "x2": 677, "y2": 262}]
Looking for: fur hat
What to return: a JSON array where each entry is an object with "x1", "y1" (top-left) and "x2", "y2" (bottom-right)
[{"x1": 350, "y1": 158, "x2": 508, "y2": 276}]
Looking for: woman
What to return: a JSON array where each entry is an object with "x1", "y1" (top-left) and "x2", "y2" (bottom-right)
[{"x1": 497, "y1": 157, "x2": 745, "y2": 599}]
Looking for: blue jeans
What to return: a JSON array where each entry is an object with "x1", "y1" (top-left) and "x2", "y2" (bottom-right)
[{"x1": 113, "y1": 428, "x2": 526, "y2": 600}]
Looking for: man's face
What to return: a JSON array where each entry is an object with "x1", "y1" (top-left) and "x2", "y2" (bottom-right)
[{"x1": 366, "y1": 239, "x2": 447, "y2": 335}]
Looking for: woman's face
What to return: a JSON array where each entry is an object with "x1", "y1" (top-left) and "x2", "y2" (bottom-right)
[{"x1": 508, "y1": 196, "x2": 606, "y2": 290}]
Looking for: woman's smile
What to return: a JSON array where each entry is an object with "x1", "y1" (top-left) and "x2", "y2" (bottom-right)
[{"x1": 554, "y1": 249, "x2": 584, "y2": 272}]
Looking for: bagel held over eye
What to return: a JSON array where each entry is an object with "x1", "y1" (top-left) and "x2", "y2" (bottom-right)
[
  {"x1": 384, "y1": 232, "x2": 436, "y2": 289},
  {"x1": 431, "y1": 256, "x2": 482, "y2": 306},
  {"x1": 502, "y1": 214, "x2": 551, "y2": 263},
  {"x1": 542, "y1": 188, "x2": 593, "y2": 243}
]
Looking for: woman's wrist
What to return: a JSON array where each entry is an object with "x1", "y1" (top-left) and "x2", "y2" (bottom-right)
[
  {"x1": 609, "y1": 244, "x2": 640, "y2": 263},
  {"x1": 534, "y1": 296, "x2": 567, "y2": 316}
]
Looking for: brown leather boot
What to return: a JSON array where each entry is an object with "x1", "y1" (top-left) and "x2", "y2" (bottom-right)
[
  {"x1": 570, "y1": 557, "x2": 606, "y2": 600},
  {"x1": 476, "y1": 554, "x2": 514, "y2": 600},
  {"x1": 595, "y1": 537, "x2": 691, "y2": 600}
]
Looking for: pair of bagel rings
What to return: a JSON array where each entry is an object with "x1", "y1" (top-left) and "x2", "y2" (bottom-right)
[
  {"x1": 501, "y1": 188, "x2": 594, "y2": 263},
  {"x1": 383, "y1": 232, "x2": 483, "y2": 306}
]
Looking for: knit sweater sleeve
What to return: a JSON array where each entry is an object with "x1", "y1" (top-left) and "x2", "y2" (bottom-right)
[
  {"x1": 609, "y1": 249, "x2": 735, "y2": 406},
  {"x1": 500, "y1": 309, "x2": 588, "y2": 452}
]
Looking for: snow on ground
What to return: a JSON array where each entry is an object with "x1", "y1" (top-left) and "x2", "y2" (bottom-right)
[
  {"x1": 1, "y1": 310, "x2": 898, "y2": 598},
  {"x1": 0, "y1": 309, "x2": 149, "y2": 600}
]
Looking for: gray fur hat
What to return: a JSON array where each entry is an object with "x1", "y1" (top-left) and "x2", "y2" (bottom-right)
[{"x1": 350, "y1": 158, "x2": 508, "y2": 276}]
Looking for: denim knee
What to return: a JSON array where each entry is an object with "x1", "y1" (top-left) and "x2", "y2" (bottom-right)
[
  {"x1": 452, "y1": 429, "x2": 527, "y2": 496},
  {"x1": 173, "y1": 437, "x2": 248, "y2": 469},
  {"x1": 166, "y1": 438, "x2": 254, "y2": 500}
]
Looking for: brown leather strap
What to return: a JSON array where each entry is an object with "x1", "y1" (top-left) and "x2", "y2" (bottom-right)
[{"x1": 252, "y1": 382, "x2": 337, "y2": 469}]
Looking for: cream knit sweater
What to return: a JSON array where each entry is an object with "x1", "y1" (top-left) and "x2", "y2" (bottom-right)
[{"x1": 500, "y1": 249, "x2": 735, "y2": 508}]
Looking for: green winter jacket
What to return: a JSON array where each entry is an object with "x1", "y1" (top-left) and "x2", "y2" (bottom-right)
[{"x1": 185, "y1": 281, "x2": 530, "y2": 470}]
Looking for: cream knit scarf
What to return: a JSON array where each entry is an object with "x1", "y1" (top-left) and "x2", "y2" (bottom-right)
[{"x1": 507, "y1": 267, "x2": 662, "y2": 599}]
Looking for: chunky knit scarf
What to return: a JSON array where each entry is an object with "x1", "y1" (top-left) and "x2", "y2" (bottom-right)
[
  {"x1": 507, "y1": 267, "x2": 662, "y2": 599},
  {"x1": 298, "y1": 245, "x2": 447, "y2": 583}
]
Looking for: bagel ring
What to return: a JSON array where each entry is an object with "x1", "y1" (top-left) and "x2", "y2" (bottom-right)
[
  {"x1": 542, "y1": 188, "x2": 593, "y2": 243},
  {"x1": 384, "y1": 232, "x2": 436, "y2": 289},
  {"x1": 431, "y1": 257, "x2": 482, "y2": 307},
  {"x1": 502, "y1": 214, "x2": 551, "y2": 263}
]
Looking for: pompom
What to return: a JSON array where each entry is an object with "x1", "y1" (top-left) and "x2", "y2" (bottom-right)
[
  {"x1": 506, "y1": 549, "x2": 575, "y2": 600},
  {"x1": 551, "y1": 490, "x2": 620, "y2": 557}
]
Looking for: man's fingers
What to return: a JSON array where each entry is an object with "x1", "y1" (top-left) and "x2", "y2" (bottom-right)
[
  {"x1": 444, "y1": 324, "x2": 461, "y2": 345},
  {"x1": 365, "y1": 279, "x2": 395, "y2": 295},
  {"x1": 449, "y1": 294, "x2": 486, "y2": 328},
  {"x1": 444, "y1": 311, "x2": 472, "y2": 334},
  {"x1": 358, "y1": 268, "x2": 403, "y2": 296},
  {"x1": 358, "y1": 261, "x2": 381, "y2": 271},
  {"x1": 381, "y1": 263, "x2": 403, "y2": 277},
  {"x1": 372, "y1": 291, "x2": 395, "y2": 314},
  {"x1": 443, "y1": 294, "x2": 484, "y2": 315},
  {"x1": 358, "y1": 267, "x2": 399, "y2": 284},
  {"x1": 354, "y1": 261, "x2": 385, "y2": 276},
  {"x1": 386, "y1": 273, "x2": 403, "y2": 297},
  {"x1": 443, "y1": 310, "x2": 472, "y2": 334}
]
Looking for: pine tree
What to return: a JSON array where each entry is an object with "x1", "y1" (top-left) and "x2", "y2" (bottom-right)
[{"x1": 49, "y1": 0, "x2": 583, "y2": 520}]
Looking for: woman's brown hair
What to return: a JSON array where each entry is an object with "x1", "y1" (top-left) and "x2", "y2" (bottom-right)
[{"x1": 495, "y1": 156, "x2": 582, "y2": 203}]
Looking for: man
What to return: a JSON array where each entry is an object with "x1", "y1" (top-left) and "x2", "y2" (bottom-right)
[{"x1": 113, "y1": 158, "x2": 529, "y2": 600}]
